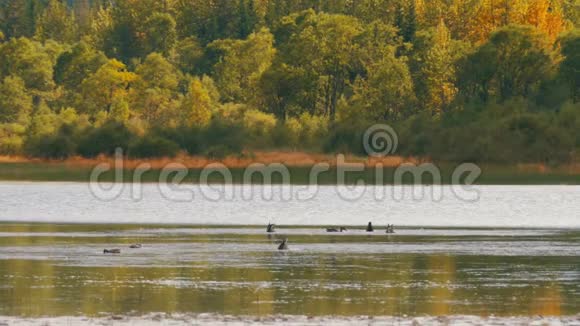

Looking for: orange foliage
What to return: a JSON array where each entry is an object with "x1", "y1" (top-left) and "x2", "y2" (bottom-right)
[{"x1": 427, "y1": 0, "x2": 570, "y2": 44}]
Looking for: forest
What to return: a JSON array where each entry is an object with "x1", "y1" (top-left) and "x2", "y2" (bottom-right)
[{"x1": 0, "y1": 0, "x2": 578, "y2": 164}]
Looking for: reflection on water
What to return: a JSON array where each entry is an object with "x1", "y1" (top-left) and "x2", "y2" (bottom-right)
[{"x1": 0, "y1": 224, "x2": 579, "y2": 317}]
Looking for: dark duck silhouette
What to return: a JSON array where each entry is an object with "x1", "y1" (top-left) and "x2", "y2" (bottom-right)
[
  {"x1": 366, "y1": 222, "x2": 374, "y2": 232},
  {"x1": 103, "y1": 249, "x2": 121, "y2": 254},
  {"x1": 266, "y1": 223, "x2": 276, "y2": 233},
  {"x1": 278, "y1": 238, "x2": 289, "y2": 250},
  {"x1": 130, "y1": 244, "x2": 142, "y2": 249}
]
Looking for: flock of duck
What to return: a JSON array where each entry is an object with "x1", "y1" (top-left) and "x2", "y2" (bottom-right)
[
  {"x1": 103, "y1": 223, "x2": 395, "y2": 254},
  {"x1": 268, "y1": 222, "x2": 396, "y2": 251}
]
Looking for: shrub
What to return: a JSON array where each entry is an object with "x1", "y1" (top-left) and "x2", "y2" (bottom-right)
[
  {"x1": 130, "y1": 135, "x2": 180, "y2": 158},
  {"x1": 154, "y1": 126, "x2": 203, "y2": 156},
  {"x1": 323, "y1": 124, "x2": 365, "y2": 155},
  {"x1": 297, "y1": 113, "x2": 328, "y2": 149},
  {"x1": 0, "y1": 123, "x2": 26, "y2": 154},
  {"x1": 243, "y1": 109, "x2": 277, "y2": 146},
  {"x1": 202, "y1": 120, "x2": 245, "y2": 157},
  {"x1": 25, "y1": 124, "x2": 77, "y2": 159},
  {"x1": 77, "y1": 121, "x2": 135, "y2": 157}
]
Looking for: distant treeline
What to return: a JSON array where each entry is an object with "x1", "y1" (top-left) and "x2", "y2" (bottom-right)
[{"x1": 0, "y1": 0, "x2": 579, "y2": 164}]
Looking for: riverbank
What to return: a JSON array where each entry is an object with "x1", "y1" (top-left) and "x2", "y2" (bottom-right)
[{"x1": 0, "y1": 153, "x2": 579, "y2": 184}]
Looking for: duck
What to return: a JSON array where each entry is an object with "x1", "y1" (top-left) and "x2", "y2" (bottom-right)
[
  {"x1": 267, "y1": 223, "x2": 276, "y2": 233},
  {"x1": 366, "y1": 222, "x2": 374, "y2": 232},
  {"x1": 103, "y1": 249, "x2": 121, "y2": 254},
  {"x1": 278, "y1": 238, "x2": 289, "y2": 250},
  {"x1": 130, "y1": 244, "x2": 142, "y2": 249}
]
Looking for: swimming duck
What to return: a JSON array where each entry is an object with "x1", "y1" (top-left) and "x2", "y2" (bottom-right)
[
  {"x1": 278, "y1": 238, "x2": 288, "y2": 250},
  {"x1": 366, "y1": 222, "x2": 374, "y2": 232},
  {"x1": 130, "y1": 244, "x2": 142, "y2": 249},
  {"x1": 103, "y1": 249, "x2": 121, "y2": 254},
  {"x1": 267, "y1": 223, "x2": 276, "y2": 233}
]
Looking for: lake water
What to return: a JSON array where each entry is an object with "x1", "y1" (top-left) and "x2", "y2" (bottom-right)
[
  {"x1": 0, "y1": 225, "x2": 579, "y2": 319},
  {"x1": 0, "y1": 183, "x2": 579, "y2": 227},
  {"x1": 0, "y1": 183, "x2": 579, "y2": 322}
]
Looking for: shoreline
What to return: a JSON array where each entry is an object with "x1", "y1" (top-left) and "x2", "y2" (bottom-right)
[{"x1": 1, "y1": 160, "x2": 579, "y2": 185}]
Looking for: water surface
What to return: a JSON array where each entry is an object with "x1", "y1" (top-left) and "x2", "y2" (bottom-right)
[
  {"x1": 1, "y1": 183, "x2": 579, "y2": 318},
  {"x1": 0, "y1": 224, "x2": 578, "y2": 317},
  {"x1": 1, "y1": 183, "x2": 579, "y2": 227}
]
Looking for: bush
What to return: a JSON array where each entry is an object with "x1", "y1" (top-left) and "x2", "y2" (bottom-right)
[
  {"x1": 202, "y1": 119, "x2": 245, "y2": 157},
  {"x1": 77, "y1": 121, "x2": 135, "y2": 158},
  {"x1": 297, "y1": 113, "x2": 328, "y2": 149},
  {"x1": 204, "y1": 145, "x2": 233, "y2": 159},
  {"x1": 242, "y1": 109, "x2": 277, "y2": 147},
  {"x1": 130, "y1": 135, "x2": 180, "y2": 158},
  {"x1": 153, "y1": 126, "x2": 203, "y2": 155},
  {"x1": 0, "y1": 123, "x2": 26, "y2": 154},
  {"x1": 323, "y1": 124, "x2": 365, "y2": 155},
  {"x1": 270, "y1": 120, "x2": 300, "y2": 148},
  {"x1": 25, "y1": 124, "x2": 77, "y2": 159}
]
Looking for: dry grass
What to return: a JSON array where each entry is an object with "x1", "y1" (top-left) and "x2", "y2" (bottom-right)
[
  {"x1": 0, "y1": 152, "x2": 421, "y2": 169},
  {"x1": 516, "y1": 163, "x2": 550, "y2": 173},
  {"x1": 3, "y1": 153, "x2": 580, "y2": 174}
]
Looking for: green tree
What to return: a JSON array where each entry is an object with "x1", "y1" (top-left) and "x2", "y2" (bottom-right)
[
  {"x1": 80, "y1": 59, "x2": 137, "y2": 115},
  {"x1": 175, "y1": 0, "x2": 239, "y2": 43},
  {"x1": 280, "y1": 10, "x2": 363, "y2": 120},
  {"x1": 86, "y1": 4, "x2": 114, "y2": 51},
  {"x1": 559, "y1": 29, "x2": 580, "y2": 103},
  {"x1": 105, "y1": 0, "x2": 169, "y2": 61},
  {"x1": 34, "y1": 0, "x2": 79, "y2": 44},
  {"x1": 347, "y1": 52, "x2": 415, "y2": 122},
  {"x1": 132, "y1": 53, "x2": 182, "y2": 125},
  {"x1": 0, "y1": 0, "x2": 40, "y2": 39},
  {"x1": 173, "y1": 36, "x2": 204, "y2": 75},
  {"x1": 0, "y1": 37, "x2": 56, "y2": 97},
  {"x1": 210, "y1": 28, "x2": 275, "y2": 103},
  {"x1": 460, "y1": 25, "x2": 556, "y2": 102},
  {"x1": 0, "y1": 76, "x2": 33, "y2": 123},
  {"x1": 564, "y1": 0, "x2": 580, "y2": 26},
  {"x1": 396, "y1": 0, "x2": 417, "y2": 42},
  {"x1": 54, "y1": 41, "x2": 107, "y2": 91},
  {"x1": 144, "y1": 12, "x2": 177, "y2": 57}
]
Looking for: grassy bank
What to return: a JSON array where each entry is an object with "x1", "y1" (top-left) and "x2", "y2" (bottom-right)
[{"x1": 0, "y1": 161, "x2": 579, "y2": 185}]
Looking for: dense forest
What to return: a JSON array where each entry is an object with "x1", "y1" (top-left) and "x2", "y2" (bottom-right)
[{"x1": 0, "y1": 0, "x2": 578, "y2": 163}]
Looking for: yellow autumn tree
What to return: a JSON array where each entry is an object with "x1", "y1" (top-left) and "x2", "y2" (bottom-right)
[
  {"x1": 520, "y1": 0, "x2": 568, "y2": 42},
  {"x1": 465, "y1": 0, "x2": 568, "y2": 44},
  {"x1": 181, "y1": 77, "x2": 212, "y2": 127}
]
